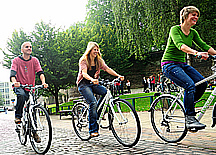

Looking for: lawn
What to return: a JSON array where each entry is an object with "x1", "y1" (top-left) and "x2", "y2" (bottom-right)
[
  {"x1": 119, "y1": 91, "x2": 216, "y2": 112},
  {"x1": 47, "y1": 91, "x2": 216, "y2": 113}
]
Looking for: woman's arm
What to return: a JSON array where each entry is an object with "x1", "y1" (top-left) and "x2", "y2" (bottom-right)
[
  {"x1": 208, "y1": 47, "x2": 216, "y2": 55},
  {"x1": 105, "y1": 67, "x2": 124, "y2": 81},
  {"x1": 180, "y1": 44, "x2": 208, "y2": 59},
  {"x1": 82, "y1": 68, "x2": 99, "y2": 84}
]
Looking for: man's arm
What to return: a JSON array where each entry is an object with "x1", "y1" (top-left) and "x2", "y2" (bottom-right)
[
  {"x1": 39, "y1": 74, "x2": 48, "y2": 88},
  {"x1": 10, "y1": 70, "x2": 20, "y2": 87}
]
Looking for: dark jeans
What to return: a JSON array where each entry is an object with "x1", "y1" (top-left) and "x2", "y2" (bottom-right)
[
  {"x1": 162, "y1": 63, "x2": 207, "y2": 116},
  {"x1": 78, "y1": 83, "x2": 107, "y2": 134},
  {"x1": 14, "y1": 87, "x2": 29, "y2": 119}
]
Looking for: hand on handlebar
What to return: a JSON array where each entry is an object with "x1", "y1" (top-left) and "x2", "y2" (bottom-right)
[
  {"x1": 196, "y1": 52, "x2": 208, "y2": 60},
  {"x1": 13, "y1": 82, "x2": 20, "y2": 87},
  {"x1": 42, "y1": 83, "x2": 49, "y2": 88},
  {"x1": 91, "y1": 79, "x2": 99, "y2": 85},
  {"x1": 118, "y1": 76, "x2": 124, "y2": 81}
]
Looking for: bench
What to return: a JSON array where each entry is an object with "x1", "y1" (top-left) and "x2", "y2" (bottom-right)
[{"x1": 58, "y1": 110, "x2": 73, "y2": 120}]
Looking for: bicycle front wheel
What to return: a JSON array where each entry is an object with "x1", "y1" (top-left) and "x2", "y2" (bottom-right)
[
  {"x1": 150, "y1": 95, "x2": 187, "y2": 143},
  {"x1": 72, "y1": 102, "x2": 91, "y2": 141},
  {"x1": 110, "y1": 99, "x2": 141, "y2": 147},
  {"x1": 29, "y1": 106, "x2": 52, "y2": 154},
  {"x1": 17, "y1": 111, "x2": 28, "y2": 145}
]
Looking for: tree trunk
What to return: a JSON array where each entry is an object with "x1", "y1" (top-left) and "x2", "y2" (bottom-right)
[{"x1": 54, "y1": 86, "x2": 59, "y2": 114}]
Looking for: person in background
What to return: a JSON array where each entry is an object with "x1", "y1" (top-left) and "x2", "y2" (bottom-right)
[
  {"x1": 142, "y1": 77, "x2": 148, "y2": 92},
  {"x1": 161, "y1": 6, "x2": 216, "y2": 130},
  {"x1": 150, "y1": 75, "x2": 155, "y2": 91},
  {"x1": 76, "y1": 41, "x2": 124, "y2": 137},
  {"x1": 126, "y1": 80, "x2": 131, "y2": 93}
]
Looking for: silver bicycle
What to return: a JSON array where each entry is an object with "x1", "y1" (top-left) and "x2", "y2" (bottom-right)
[
  {"x1": 15, "y1": 84, "x2": 52, "y2": 154},
  {"x1": 149, "y1": 55, "x2": 216, "y2": 143},
  {"x1": 72, "y1": 78, "x2": 141, "y2": 147}
]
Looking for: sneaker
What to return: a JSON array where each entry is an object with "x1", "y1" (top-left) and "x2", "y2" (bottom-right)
[
  {"x1": 14, "y1": 117, "x2": 21, "y2": 124},
  {"x1": 90, "y1": 132, "x2": 99, "y2": 137},
  {"x1": 33, "y1": 133, "x2": 41, "y2": 143},
  {"x1": 186, "y1": 116, "x2": 206, "y2": 129}
]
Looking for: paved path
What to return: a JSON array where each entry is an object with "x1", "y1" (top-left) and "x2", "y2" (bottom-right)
[{"x1": 1, "y1": 107, "x2": 216, "y2": 155}]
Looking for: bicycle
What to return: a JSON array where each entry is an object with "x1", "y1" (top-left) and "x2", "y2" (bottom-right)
[
  {"x1": 149, "y1": 55, "x2": 216, "y2": 143},
  {"x1": 71, "y1": 78, "x2": 141, "y2": 147},
  {"x1": 15, "y1": 84, "x2": 52, "y2": 154}
]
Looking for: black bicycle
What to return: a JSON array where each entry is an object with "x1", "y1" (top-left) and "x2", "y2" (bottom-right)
[{"x1": 15, "y1": 84, "x2": 52, "y2": 154}]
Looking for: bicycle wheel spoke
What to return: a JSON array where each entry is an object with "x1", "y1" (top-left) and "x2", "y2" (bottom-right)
[
  {"x1": 111, "y1": 99, "x2": 141, "y2": 147},
  {"x1": 72, "y1": 102, "x2": 91, "y2": 141},
  {"x1": 151, "y1": 96, "x2": 187, "y2": 143},
  {"x1": 30, "y1": 106, "x2": 52, "y2": 154}
]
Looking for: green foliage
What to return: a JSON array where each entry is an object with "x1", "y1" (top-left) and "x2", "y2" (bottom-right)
[
  {"x1": 2, "y1": 29, "x2": 29, "y2": 69},
  {"x1": 111, "y1": 0, "x2": 216, "y2": 59},
  {"x1": 86, "y1": 0, "x2": 132, "y2": 77},
  {"x1": 86, "y1": 0, "x2": 115, "y2": 27}
]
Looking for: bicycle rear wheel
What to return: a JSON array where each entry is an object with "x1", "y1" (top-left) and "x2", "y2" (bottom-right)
[
  {"x1": 72, "y1": 102, "x2": 91, "y2": 141},
  {"x1": 110, "y1": 99, "x2": 141, "y2": 147},
  {"x1": 29, "y1": 106, "x2": 52, "y2": 154},
  {"x1": 150, "y1": 95, "x2": 187, "y2": 143},
  {"x1": 17, "y1": 110, "x2": 28, "y2": 145}
]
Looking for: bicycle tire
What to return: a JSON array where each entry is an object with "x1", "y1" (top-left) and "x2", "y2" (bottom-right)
[
  {"x1": 110, "y1": 99, "x2": 141, "y2": 147},
  {"x1": 150, "y1": 95, "x2": 187, "y2": 143},
  {"x1": 29, "y1": 105, "x2": 52, "y2": 154},
  {"x1": 72, "y1": 102, "x2": 91, "y2": 141},
  {"x1": 17, "y1": 109, "x2": 28, "y2": 145}
]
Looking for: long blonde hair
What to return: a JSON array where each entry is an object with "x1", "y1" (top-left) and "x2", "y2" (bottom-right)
[{"x1": 79, "y1": 42, "x2": 104, "y2": 70}]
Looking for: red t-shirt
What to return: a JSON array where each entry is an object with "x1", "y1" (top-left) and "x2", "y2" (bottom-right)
[{"x1": 11, "y1": 56, "x2": 43, "y2": 87}]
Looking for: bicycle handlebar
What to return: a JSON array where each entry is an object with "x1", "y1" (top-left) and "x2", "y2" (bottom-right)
[
  {"x1": 12, "y1": 84, "x2": 46, "y2": 90},
  {"x1": 98, "y1": 78, "x2": 121, "y2": 87},
  {"x1": 196, "y1": 54, "x2": 216, "y2": 60}
]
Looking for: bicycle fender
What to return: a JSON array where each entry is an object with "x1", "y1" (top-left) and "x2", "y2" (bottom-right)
[
  {"x1": 211, "y1": 103, "x2": 216, "y2": 128},
  {"x1": 148, "y1": 94, "x2": 184, "y2": 112}
]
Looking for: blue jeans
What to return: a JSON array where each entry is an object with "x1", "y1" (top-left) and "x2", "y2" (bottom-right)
[
  {"x1": 14, "y1": 87, "x2": 29, "y2": 119},
  {"x1": 78, "y1": 83, "x2": 107, "y2": 134},
  {"x1": 162, "y1": 63, "x2": 207, "y2": 116}
]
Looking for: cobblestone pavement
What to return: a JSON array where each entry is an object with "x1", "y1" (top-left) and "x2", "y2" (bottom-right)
[{"x1": 1, "y1": 108, "x2": 216, "y2": 155}]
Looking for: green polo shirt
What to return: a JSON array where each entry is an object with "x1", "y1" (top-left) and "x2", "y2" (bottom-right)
[{"x1": 161, "y1": 25, "x2": 211, "y2": 63}]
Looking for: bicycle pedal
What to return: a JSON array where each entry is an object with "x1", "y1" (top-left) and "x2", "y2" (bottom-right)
[
  {"x1": 188, "y1": 128, "x2": 198, "y2": 133},
  {"x1": 15, "y1": 125, "x2": 21, "y2": 133}
]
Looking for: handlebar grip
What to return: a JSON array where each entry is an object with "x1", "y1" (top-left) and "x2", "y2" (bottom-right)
[{"x1": 196, "y1": 55, "x2": 202, "y2": 59}]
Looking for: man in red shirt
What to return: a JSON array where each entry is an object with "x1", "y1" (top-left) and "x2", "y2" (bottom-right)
[{"x1": 10, "y1": 42, "x2": 48, "y2": 142}]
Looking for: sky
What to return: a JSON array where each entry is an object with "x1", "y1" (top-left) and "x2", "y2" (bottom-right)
[{"x1": 0, "y1": 0, "x2": 88, "y2": 82}]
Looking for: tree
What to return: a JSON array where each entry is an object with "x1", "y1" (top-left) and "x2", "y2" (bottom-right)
[
  {"x1": 1, "y1": 21, "x2": 83, "y2": 113},
  {"x1": 2, "y1": 29, "x2": 29, "y2": 69},
  {"x1": 111, "y1": 0, "x2": 216, "y2": 59},
  {"x1": 86, "y1": 0, "x2": 115, "y2": 27},
  {"x1": 31, "y1": 21, "x2": 84, "y2": 113}
]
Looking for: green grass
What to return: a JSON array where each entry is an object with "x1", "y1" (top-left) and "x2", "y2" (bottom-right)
[
  {"x1": 119, "y1": 91, "x2": 216, "y2": 112},
  {"x1": 47, "y1": 91, "x2": 216, "y2": 113}
]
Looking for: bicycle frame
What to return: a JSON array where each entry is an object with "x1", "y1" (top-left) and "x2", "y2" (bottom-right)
[
  {"x1": 22, "y1": 86, "x2": 44, "y2": 133},
  {"x1": 96, "y1": 85, "x2": 127, "y2": 126}
]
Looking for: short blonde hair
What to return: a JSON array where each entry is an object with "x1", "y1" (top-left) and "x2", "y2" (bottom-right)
[
  {"x1": 79, "y1": 42, "x2": 104, "y2": 70},
  {"x1": 180, "y1": 6, "x2": 200, "y2": 24},
  {"x1": 21, "y1": 42, "x2": 31, "y2": 50}
]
